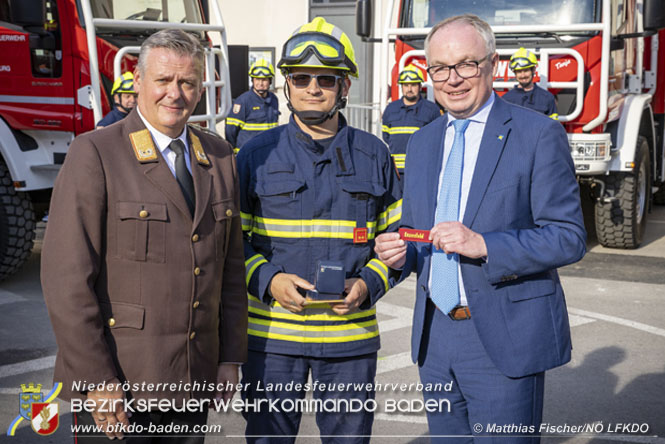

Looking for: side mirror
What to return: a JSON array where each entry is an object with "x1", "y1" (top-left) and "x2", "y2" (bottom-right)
[
  {"x1": 356, "y1": 0, "x2": 372, "y2": 38},
  {"x1": 644, "y1": 0, "x2": 665, "y2": 31}
]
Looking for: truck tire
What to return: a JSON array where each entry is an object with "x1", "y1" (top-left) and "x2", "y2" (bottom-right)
[
  {"x1": 595, "y1": 136, "x2": 650, "y2": 249},
  {"x1": 0, "y1": 161, "x2": 35, "y2": 281}
]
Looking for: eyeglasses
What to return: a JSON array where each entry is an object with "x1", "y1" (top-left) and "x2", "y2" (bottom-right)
[
  {"x1": 426, "y1": 54, "x2": 493, "y2": 82},
  {"x1": 287, "y1": 73, "x2": 342, "y2": 89}
]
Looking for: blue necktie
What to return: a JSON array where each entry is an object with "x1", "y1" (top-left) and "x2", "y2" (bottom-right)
[{"x1": 430, "y1": 119, "x2": 470, "y2": 314}]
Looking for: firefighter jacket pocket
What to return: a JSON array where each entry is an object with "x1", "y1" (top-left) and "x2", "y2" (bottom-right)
[
  {"x1": 256, "y1": 163, "x2": 305, "y2": 220},
  {"x1": 339, "y1": 181, "x2": 386, "y2": 235},
  {"x1": 115, "y1": 202, "x2": 167, "y2": 263},
  {"x1": 212, "y1": 198, "x2": 237, "y2": 259}
]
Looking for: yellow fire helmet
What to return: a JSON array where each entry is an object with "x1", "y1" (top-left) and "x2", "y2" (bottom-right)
[
  {"x1": 398, "y1": 64, "x2": 425, "y2": 84},
  {"x1": 111, "y1": 71, "x2": 136, "y2": 95},
  {"x1": 249, "y1": 59, "x2": 275, "y2": 78},
  {"x1": 509, "y1": 47, "x2": 538, "y2": 71},
  {"x1": 277, "y1": 17, "x2": 358, "y2": 78}
]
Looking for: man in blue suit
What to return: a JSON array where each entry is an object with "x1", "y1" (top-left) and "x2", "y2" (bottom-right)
[{"x1": 374, "y1": 14, "x2": 586, "y2": 443}]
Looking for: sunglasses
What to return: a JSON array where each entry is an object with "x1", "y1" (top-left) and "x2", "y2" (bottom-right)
[{"x1": 288, "y1": 73, "x2": 342, "y2": 89}]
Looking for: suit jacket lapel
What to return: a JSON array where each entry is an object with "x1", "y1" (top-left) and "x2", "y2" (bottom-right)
[
  {"x1": 463, "y1": 97, "x2": 512, "y2": 228},
  {"x1": 425, "y1": 115, "x2": 449, "y2": 228}
]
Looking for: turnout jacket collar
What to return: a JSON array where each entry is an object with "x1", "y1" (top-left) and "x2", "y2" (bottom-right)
[{"x1": 286, "y1": 114, "x2": 355, "y2": 177}]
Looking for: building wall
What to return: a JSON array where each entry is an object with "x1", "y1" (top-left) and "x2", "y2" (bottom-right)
[{"x1": 211, "y1": 0, "x2": 309, "y2": 126}]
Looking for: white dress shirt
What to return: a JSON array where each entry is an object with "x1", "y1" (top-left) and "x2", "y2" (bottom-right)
[
  {"x1": 136, "y1": 107, "x2": 192, "y2": 176},
  {"x1": 429, "y1": 92, "x2": 495, "y2": 306}
]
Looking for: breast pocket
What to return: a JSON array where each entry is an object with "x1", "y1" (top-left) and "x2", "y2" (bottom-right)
[
  {"x1": 115, "y1": 202, "x2": 167, "y2": 262},
  {"x1": 256, "y1": 163, "x2": 305, "y2": 220},
  {"x1": 339, "y1": 180, "x2": 386, "y2": 238},
  {"x1": 212, "y1": 198, "x2": 237, "y2": 260}
]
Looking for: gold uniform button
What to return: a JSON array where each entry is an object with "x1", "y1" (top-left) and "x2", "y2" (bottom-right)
[
  {"x1": 139, "y1": 210, "x2": 149, "y2": 218},
  {"x1": 193, "y1": 301, "x2": 200, "y2": 309},
  {"x1": 108, "y1": 318, "x2": 116, "y2": 327},
  {"x1": 192, "y1": 234, "x2": 199, "y2": 242},
  {"x1": 189, "y1": 332, "x2": 196, "y2": 340},
  {"x1": 225, "y1": 209, "x2": 233, "y2": 217},
  {"x1": 194, "y1": 267, "x2": 201, "y2": 276}
]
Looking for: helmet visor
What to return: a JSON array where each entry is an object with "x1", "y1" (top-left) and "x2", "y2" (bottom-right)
[
  {"x1": 510, "y1": 57, "x2": 535, "y2": 70},
  {"x1": 250, "y1": 66, "x2": 273, "y2": 78},
  {"x1": 280, "y1": 32, "x2": 355, "y2": 74},
  {"x1": 399, "y1": 71, "x2": 422, "y2": 83},
  {"x1": 113, "y1": 77, "x2": 135, "y2": 95}
]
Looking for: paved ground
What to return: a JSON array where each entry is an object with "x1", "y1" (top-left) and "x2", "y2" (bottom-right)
[{"x1": 1, "y1": 206, "x2": 664, "y2": 443}]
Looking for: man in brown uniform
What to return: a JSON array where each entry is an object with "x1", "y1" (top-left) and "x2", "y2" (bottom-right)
[{"x1": 41, "y1": 29, "x2": 247, "y2": 443}]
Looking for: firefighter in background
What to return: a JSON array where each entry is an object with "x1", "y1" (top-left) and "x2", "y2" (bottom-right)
[
  {"x1": 225, "y1": 59, "x2": 280, "y2": 152},
  {"x1": 382, "y1": 64, "x2": 442, "y2": 182},
  {"x1": 502, "y1": 47, "x2": 559, "y2": 119},
  {"x1": 237, "y1": 17, "x2": 402, "y2": 442},
  {"x1": 96, "y1": 72, "x2": 137, "y2": 128}
]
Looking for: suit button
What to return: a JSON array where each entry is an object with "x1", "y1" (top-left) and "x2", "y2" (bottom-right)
[
  {"x1": 108, "y1": 318, "x2": 116, "y2": 327},
  {"x1": 225, "y1": 209, "x2": 233, "y2": 217},
  {"x1": 139, "y1": 210, "x2": 149, "y2": 218},
  {"x1": 192, "y1": 234, "x2": 199, "y2": 242},
  {"x1": 194, "y1": 267, "x2": 201, "y2": 276},
  {"x1": 189, "y1": 331, "x2": 196, "y2": 340},
  {"x1": 193, "y1": 301, "x2": 200, "y2": 309}
]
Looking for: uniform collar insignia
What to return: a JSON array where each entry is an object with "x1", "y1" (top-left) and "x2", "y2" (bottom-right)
[
  {"x1": 129, "y1": 129, "x2": 158, "y2": 162},
  {"x1": 190, "y1": 133, "x2": 210, "y2": 166}
]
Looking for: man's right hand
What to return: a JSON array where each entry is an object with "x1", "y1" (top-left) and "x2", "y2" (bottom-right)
[
  {"x1": 374, "y1": 232, "x2": 407, "y2": 269},
  {"x1": 269, "y1": 273, "x2": 314, "y2": 313},
  {"x1": 87, "y1": 377, "x2": 130, "y2": 440}
]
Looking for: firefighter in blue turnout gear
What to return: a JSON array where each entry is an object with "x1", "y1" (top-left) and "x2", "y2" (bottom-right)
[
  {"x1": 226, "y1": 59, "x2": 280, "y2": 153},
  {"x1": 502, "y1": 47, "x2": 559, "y2": 119},
  {"x1": 96, "y1": 72, "x2": 137, "y2": 128},
  {"x1": 382, "y1": 64, "x2": 442, "y2": 179},
  {"x1": 237, "y1": 17, "x2": 402, "y2": 443}
]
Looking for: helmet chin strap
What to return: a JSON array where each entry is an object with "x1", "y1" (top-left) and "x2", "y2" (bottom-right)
[
  {"x1": 115, "y1": 95, "x2": 134, "y2": 114},
  {"x1": 285, "y1": 81, "x2": 347, "y2": 126}
]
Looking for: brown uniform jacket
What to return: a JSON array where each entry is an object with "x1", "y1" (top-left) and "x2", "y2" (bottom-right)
[{"x1": 41, "y1": 110, "x2": 248, "y2": 402}]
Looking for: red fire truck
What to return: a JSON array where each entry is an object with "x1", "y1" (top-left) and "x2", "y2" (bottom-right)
[
  {"x1": 0, "y1": 0, "x2": 231, "y2": 280},
  {"x1": 357, "y1": 0, "x2": 665, "y2": 249}
]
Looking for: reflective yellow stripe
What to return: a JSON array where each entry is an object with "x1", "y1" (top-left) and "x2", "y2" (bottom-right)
[
  {"x1": 549, "y1": 113, "x2": 559, "y2": 121},
  {"x1": 245, "y1": 254, "x2": 268, "y2": 286},
  {"x1": 377, "y1": 199, "x2": 402, "y2": 232},
  {"x1": 234, "y1": 147, "x2": 240, "y2": 154},
  {"x1": 248, "y1": 294, "x2": 375, "y2": 321},
  {"x1": 250, "y1": 216, "x2": 378, "y2": 240},
  {"x1": 226, "y1": 117, "x2": 244, "y2": 127},
  {"x1": 382, "y1": 125, "x2": 390, "y2": 134},
  {"x1": 391, "y1": 154, "x2": 406, "y2": 169},
  {"x1": 384, "y1": 126, "x2": 420, "y2": 135},
  {"x1": 249, "y1": 316, "x2": 376, "y2": 332},
  {"x1": 248, "y1": 328, "x2": 379, "y2": 343},
  {"x1": 366, "y1": 258, "x2": 389, "y2": 292},
  {"x1": 242, "y1": 122, "x2": 278, "y2": 131},
  {"x1": 241, "y1": 211, "x2": 253, "y2": 232}
]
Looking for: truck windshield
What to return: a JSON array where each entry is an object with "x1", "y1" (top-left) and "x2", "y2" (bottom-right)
[
  {"x1": 401, "y1": 0, "x2": 599, "y2": 28},
  {"x1": 86, "y1": 0, "x2": 203, "y2": 24}
]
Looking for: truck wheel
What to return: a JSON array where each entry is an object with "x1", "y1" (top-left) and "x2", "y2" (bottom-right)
[
  {"x1": 0, "y1": 161, "x2": 35, "y2": 281},
  {"x1": 595, "y1": 136, "x2": 650, "y2": 249}
]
